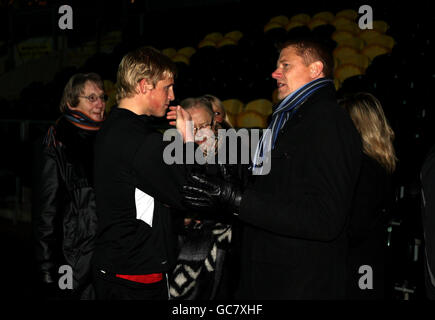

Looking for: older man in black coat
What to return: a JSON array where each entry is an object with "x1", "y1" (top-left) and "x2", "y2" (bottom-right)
[{"x1": 182, "y1": 37, "x2": 362, "y2": 299}]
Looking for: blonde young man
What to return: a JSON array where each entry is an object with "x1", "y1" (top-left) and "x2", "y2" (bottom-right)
[{"x1": 92, "y1": 47, "x2": 193, "y2": 300}]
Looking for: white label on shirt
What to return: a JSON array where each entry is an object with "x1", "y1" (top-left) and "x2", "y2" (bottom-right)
[{"x1": 135, "y1": 188, "x2": 154, "y2": 227}]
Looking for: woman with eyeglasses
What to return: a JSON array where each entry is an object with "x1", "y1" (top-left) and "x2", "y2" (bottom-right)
[
  {"x1": 32, "y1": 73, "x2": 106, "y2": 300},
  {"x1": 168, "y1": 96, "x2": 246, "y2": 300}
]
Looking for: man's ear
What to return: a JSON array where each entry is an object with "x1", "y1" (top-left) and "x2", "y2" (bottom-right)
[
  {"x1": 66, "y1": 102, "x2": 74, "y2": 110},
  {"x1": 309, "y1": 61, "x2": 324, "y2": 79},
  {"x1": 138, "y1": 78, "x2": 154, "y2": 94}
]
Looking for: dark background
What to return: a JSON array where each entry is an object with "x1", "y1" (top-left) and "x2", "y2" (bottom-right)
[{"x1": 0, "y1": 0, "x2": 433, "y2": 300}]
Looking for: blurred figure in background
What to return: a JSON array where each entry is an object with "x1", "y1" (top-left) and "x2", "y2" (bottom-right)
[
  {"x1": 340, "y1": 92, "x2": 397, "y2": 299},
  {"x1": 32, "y1": 73, "x2": 106, "y2": 300},
  {"x1": 202, "y1": 94, "x2": 232, "y2": 129}
]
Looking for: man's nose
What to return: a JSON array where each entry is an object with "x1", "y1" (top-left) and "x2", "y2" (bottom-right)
[
  {"x1": 169, "y1": 88, "x2": 175, "y2": 101},
  {"x1": 271, "y1": 68, "x2": 281, "y2": 79}
]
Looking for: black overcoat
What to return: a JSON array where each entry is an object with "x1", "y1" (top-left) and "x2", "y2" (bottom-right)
[{"x1": 237, "y1": 83, "x2": 362, "y2": 299}]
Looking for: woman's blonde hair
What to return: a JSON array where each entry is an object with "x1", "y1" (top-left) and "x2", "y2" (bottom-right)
[
  {"x1": 116, "y1": 46, "x2": 176, "y2": 102},
  {"x1": 340, "y1": 92, "x2": 397, "y2": 173}
]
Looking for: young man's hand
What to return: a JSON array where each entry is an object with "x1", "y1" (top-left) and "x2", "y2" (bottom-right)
[{"x1": 167, "y1": 106, "x2": 194, "y2": 142}]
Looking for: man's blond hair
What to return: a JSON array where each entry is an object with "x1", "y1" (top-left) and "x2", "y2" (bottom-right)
[{"x1": 116, "y1": 46, "x2": 176, "y2": 102}]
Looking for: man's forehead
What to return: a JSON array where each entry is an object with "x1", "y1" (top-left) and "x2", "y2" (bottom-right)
[{"x1": 279, "y1": 46, "x2": 298, "y2": 59}]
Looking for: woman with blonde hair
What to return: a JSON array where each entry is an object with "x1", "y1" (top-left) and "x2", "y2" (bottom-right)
[
  {"x1": 339, "y1": 92, "x2": 397, "y2": 299},
  {"x1": 341, "y1": 92, "x2": 397, "y2": 174},
  {"x1": 201, "y1": 94, "x2": 233, "y2": 129}
]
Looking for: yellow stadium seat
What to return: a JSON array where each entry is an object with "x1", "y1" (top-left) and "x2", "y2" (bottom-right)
[
  {"x1": 361, "y1": 44, "x2": 390, "y2": 60},
  {"x1": 308, "y1": 18, "x2": 328, "y2": 30},
  {"x1": 333, "y1": 46, "x2": 359, "y2": 58},
  {"x1": 177, "y1": 46, "x2": 196, "y2": 58},
  {"x1": 334, "y1": 21, "x2": 360, "y2": 35},
  {"x1": 334, "y1": 51, "x2": 369, "y2": 70},
  {"x1": 313, "y1": 11, "x2": 335, "y2": 23},
  {"x1": 358, "y1": 29, "x2": 383, "y2": 43},
  {"x1": 364, "y1": 34, "x2": 395, "y2": 50},
  {"x1": 290, "y1": 13, "x2": 311, "y2": 24},
  {"x1": 332, "y1": 30, "x2": 355, "y2": 43},
  {"x1": 171, "y1": 53, "x2": 189, "y2": 65},
  {"x1": 237, "y1": 111, "x2": 268, "y2": 128},
  {"x1": 333, "y1": 45, "x2": 362, "y2": 68},
  {"x1": 333, "y1": 46, "x2": 369, "y2": 70},
  {"x1": 264, "y1": 21, "x2": 285, "y2": 33},
  {"x1": 270, "y1": 15, "x2": 289, "y2": 26},
  {"x1": 162, "y1": 48, "x2": 177, "y2": 58},
  {"x1": 217, "y1": 37, "x2": 238, "y2": 48},
  {"x1": 204, "y1": 32, "x2": 224, "y2": 43},
  {"x1": 222, "y1": 99, "x2": 244, "y2": 115},
  {"x1": 224, "y1": 30, "x2": 243, "y2": 42},
  {"x1": 332, "y1": 16, "x2": 352, "y2": 25},
  {"x1": 336, "y1": 9, "x2": 358, "y2": 21},
  {"x1": 198, "y1": 39, "x2": 216, "y2": 49},
  {"x1": 333, "y1": 36, "x2": 365, "y2": 50},
  {"x1": 227, "y1": 113, "x2": 238, "y2": 128},
  {"x1": 334, "y1": 64, "x2": 363, "y2": 83},
  {"x1": 285, "y1": 20, "x2": 306, "y2": 32},
  {"x1": 352, "y1": 54, "x2": 370, "y2": 70},
  {"x1": 245, "y1": 99, "x2": 273, "y2": 116},
  {"x1": 373, "y1": 20, "x2": 389, "y2": 33}
]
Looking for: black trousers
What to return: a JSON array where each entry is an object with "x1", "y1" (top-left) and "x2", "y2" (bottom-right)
[{"x1": 94, "y1": 270, "x2": 169, "y2": 300}]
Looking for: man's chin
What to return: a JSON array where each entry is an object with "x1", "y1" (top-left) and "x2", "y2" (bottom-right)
[{"x1": 277, "y1": 92, "x2": 288, "y2": 100}]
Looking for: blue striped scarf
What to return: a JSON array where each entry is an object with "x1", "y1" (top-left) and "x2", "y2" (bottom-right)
[
  {"x1": 252, "y1": 78, "x2": 334, "y2": 175},
  {"x1": 63, "y1": 109, "x2": 104, "y2": 131}
]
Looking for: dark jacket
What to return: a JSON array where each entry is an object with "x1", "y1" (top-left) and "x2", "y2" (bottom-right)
[
  {"x1": 237, "y1": 83, "x2": 362, "y2": 299},
  {"x1": 346, "y1": 153, "x2": 393, "y2": 299},
  {"x1": 32, "y1": 116, "x2": 98, "y2": 296}
]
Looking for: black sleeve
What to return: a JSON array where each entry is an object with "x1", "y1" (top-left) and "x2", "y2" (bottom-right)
[
  {"x1": 31, "y1": 136, "x2": 62, "y2": 283},
  {"x1": 131, "y1": 131, "x2": 192, "y2": 211}
]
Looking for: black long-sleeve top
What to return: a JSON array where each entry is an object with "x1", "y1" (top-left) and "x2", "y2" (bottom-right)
[{"x1": 93, "y1": 107, "x2": 188, "y2": 275}]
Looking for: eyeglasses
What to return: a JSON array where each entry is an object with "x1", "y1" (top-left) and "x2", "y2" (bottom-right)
[
  {"x1": 79, "y1": 94, "x2": 108, "y2": 103},
  {"x1": 193, "y1": 121, "x2": 214, "y2": 134}
]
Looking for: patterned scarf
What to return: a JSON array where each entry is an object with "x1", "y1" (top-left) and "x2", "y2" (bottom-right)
[
  {"x1": 252, "y1": 78, "x2": 334, "y2": 175},
  {"x1": 63, "y1": 109, "x2": 105, "y2": 131}
]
